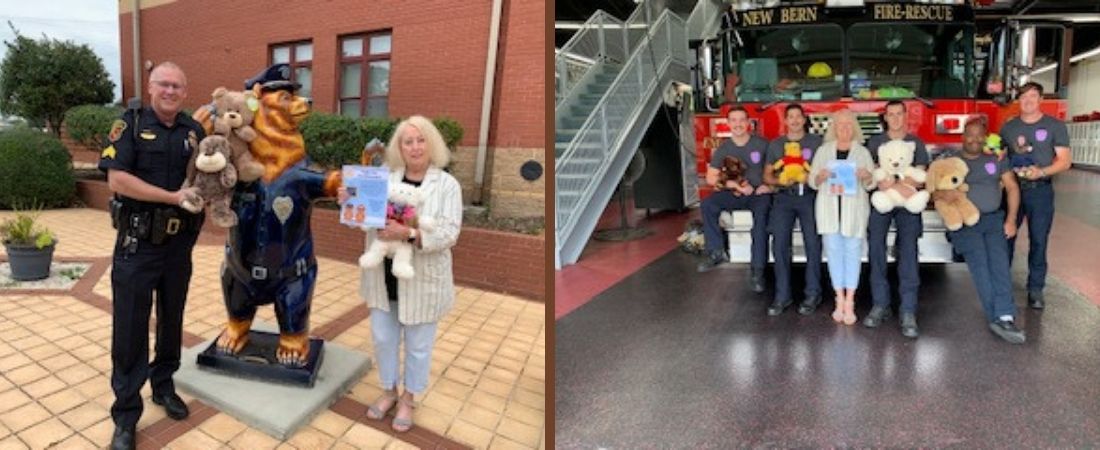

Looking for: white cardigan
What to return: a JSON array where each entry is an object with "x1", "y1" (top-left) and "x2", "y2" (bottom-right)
[
  {"x1": 359, "y1": 167, "x2": 463, "y2": 325},
  {"x1": 807, "y1": 141, "x2": 876, "y2": 238}
]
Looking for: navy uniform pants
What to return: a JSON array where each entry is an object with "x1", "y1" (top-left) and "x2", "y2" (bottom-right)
[
  {"x1": 110, "y1": 230, "x2": 198, "y2": 429},
  {"x1": 1008, "y1": 181, "x2": 1054, "y2": 295},
  {"x1": 951, "y1": 211, "x2": 1017, "y2": 322},
  {"x1": 867, "y1": 208, "x2": 922, "y2": 313},
  {"x1": 769, "y1": 190, "x2": 821, "y2": 302},
  {"x1": 701, "y1": 190, "x2": 771, "y2": 270}
]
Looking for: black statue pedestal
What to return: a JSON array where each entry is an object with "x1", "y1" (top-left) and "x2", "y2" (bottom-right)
[{"x1": 196, "y1": 330, "x2": 325, "y2": 387}]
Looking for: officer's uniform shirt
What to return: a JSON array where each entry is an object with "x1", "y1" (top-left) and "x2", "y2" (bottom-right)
[
  {"x1": 710, "y1": 135, "x2": 770, "y2": 188},
  {"x1": 1000, "y1": 114, "x2": 1069, "y2": 172},
  {"x1": 98, "y1": 107, "x2": 204, "y2": 205}
]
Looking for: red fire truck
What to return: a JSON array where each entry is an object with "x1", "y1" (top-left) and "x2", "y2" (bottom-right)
[{"x1": 690, "y1": 0, "x2": 1071, "y2": 262}]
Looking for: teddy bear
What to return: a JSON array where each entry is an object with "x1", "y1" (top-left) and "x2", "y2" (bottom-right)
[
  {"x1": 871, "y1": 139, "x2": 930, "y2": 214},
  {"x1": 180, "y1": 135, "x2": 238, "y2": 227},
  {"x1": 773, "y1": 141, "x2": 811, "y2": 185},
  {"x1": 716, "y1": 155, "x2": 750, "y2": 193},
  {"x1": 209, "y1": 87, "x2": 265, "y2": 183},
  {"x1": 1010, "y1": 134, "x2": 1037, "y2": 178},
  {"x1": 926, "y1": 157, "x2": 980, "y2": 231},
  {"x1": 359, "y1": 181, "x2": 435, "y2": 278}
]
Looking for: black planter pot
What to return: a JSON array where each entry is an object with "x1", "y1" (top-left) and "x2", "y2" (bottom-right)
[{"x1": 3, "y1": 241, "x2": 56, "y2": 281}]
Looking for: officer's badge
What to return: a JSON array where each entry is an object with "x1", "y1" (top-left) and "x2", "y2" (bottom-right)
[
  {"x1": 140, "y1": 130, "x2": 157, "y2": 140},
  {"x1": 101, "y1": 145, "x2": 117, "y2": 159},
  {"x1": 108, "y1": 120, "x2": 127, "y2": 142},
  {"x1": 272, "y1": 196, "x2": 294, "y2": 224}
]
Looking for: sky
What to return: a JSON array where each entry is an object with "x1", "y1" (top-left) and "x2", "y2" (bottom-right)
[{"x1": 0, "y1": 1, "x2": 122, "y2": 103}]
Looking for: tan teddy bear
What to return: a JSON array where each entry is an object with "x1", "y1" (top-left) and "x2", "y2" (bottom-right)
[
  {"x1": 210, "y1": 87, "x2": 265, "y2": 182},
  {"x1": 926, "y1": 157, "x2": 980, "y2": 231}
]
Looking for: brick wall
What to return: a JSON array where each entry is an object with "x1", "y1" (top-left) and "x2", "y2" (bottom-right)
[
  {"x1": 76, "y1": 179, "x2": 545, "y2": 301},
  {"x1": 119, "y1": 0, "x2": 544, "y2": 219},
  {"x1": 60, "y1": 126, "x2": 102, "y2": 166},
  {"x1": 489, "y1": 147, "x2": 545, "y2": 218}
]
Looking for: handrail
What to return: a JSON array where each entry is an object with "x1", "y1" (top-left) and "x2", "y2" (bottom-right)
[
  {"x1": 555, "y1": 10, "x2": 689, "y2": 249},
  {"x1": 554, "y1": 7, "x2": 649, "y2": 107}
]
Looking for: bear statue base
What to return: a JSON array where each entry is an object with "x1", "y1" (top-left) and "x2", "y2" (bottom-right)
[{"x1": 196, "y1": 330, "x2": 325, "y2": 387}]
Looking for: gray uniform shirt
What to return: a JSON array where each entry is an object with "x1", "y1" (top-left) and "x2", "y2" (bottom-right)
[
  {"x1": 711, "y1": 135, "x2": 769, "y2": 187},
  {"x1": 1000, "y1": 114, "x2": 1069, "y2": 169},
  {"x1": 947, "y1": 148, "x2": 1010, "y2": 214},
  {"x1": 766, "y1": 133, "x2": 824, "y2": 190}
]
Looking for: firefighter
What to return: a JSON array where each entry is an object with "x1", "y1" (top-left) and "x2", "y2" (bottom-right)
[
  {"x1": 98, "y1": 62, "x2": 205, "y2": 450},
  {"x1": 864, "y1": 100, "x2": 929, "y2": 338},
  {"x1": 1002, "y1": 81, "x2": 1073, "y2": 310},
  {"x1": 763, "y1": 103, "x2": 823, "y2": 315},
  {"x1": 698, "y1": 104, "x2": 772, "y2": 294}
]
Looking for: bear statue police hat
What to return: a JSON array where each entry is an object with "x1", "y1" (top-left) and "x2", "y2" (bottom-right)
[{"x1": 244, "y1": 63, "x2": 301, "y2": 92}]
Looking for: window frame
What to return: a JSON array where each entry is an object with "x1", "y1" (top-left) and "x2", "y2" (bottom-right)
[
  {"x1": 338, "y1": 30, "x2": 393, "y2": 118},
  {"x1": 269, "y1": 39, "x2": 314, "y2": 98}
]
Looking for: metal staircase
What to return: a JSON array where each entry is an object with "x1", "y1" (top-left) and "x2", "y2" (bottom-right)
[{"x1": 554, "y1": 0, "x2": 724, "y2": 268}]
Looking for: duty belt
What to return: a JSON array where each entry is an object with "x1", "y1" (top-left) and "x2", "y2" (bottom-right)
[
  {"x1": 776, "y1": 184, "x2": 812, "y2": 196},
  {"x1": 244, "y1": 257, "x2": 317, "y2": 281}
]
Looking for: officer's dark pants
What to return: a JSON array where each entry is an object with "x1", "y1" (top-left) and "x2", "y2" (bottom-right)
[
  {"x1": 770, "y1": 190, "x2": 820, "y2": 302},
  {"x1": 867, "y1": 208, "x2": 922, "y2": 314},
  {"x1": 110, "y1": 231, "x2": 198, "y2": 429},
  {"x1": 701, "y1": 190, "x2": 771, "y2": 270},
  {"x1": 951, "y1": 211, "x2": 1016, "y2": 322},
  {"x1": 1008, "y1": 181, "x2": 1054, "y2": 294}
]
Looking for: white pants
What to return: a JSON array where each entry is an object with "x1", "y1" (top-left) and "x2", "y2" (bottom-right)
[{"x1": 370, "y1": 304, "x2": 438, "y2": 394}]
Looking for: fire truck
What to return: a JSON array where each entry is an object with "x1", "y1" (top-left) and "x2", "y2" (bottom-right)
[{"x1": 690, "y1": 0, "x2": 1071, "y2": 262}]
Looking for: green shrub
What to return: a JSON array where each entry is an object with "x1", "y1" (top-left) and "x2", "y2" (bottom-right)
[
  {"x1": 433, "y1": 117, "x2": 464, "y2": 148},
  {"x1": 63, "y1": 104, "x2": 122, "y2": 149},
  {"x1": 359, "y1": 116, "x2": 397, "y2": 144},
  {"x1": 300, "y1": 112, "x2": 364, "y2": 169},
  {"x1": 0, "y1": 128, "x2": 75, "y2": 209}
]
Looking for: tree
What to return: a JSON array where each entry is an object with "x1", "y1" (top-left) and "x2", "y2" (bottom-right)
[{"x1": 0, "y1": 23, "x2": 114, "y2": 137}]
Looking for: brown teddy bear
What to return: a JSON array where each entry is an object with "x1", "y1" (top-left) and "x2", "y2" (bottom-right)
[
  {"x1": 716, "y1": 155, "x2": 750, "y2": 192},
  {"x1": 181, "y1": 135, "x2": 238, "y2": 227},
  {"x1": 210, "y1": 87, "x2": 265, "y2": 182},
  {"x1": 926, "y1": 157, "x2": 980, "y2": 231}
]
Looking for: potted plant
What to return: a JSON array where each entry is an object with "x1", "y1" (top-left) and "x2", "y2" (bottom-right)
[{"x1": 1, "y1": 211, "x2": 57, "y2": 281}]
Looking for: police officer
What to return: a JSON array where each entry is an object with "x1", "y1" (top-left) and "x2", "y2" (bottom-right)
[
  {"x1": 1002, "y1": 81, "x2": 1072, "y2": 310},
  {"x1": 698, "y1": 104, "x2": 772, "y2": 294},
  {"x1": 863, "y1": 100, "x2": 929, "y2": 338},
  {"x1": 98, "y1": 62, "x2": 204, "y2": 450},
  {"x1": 763, "y1": 104, "x2": 823, "y2": 315}
]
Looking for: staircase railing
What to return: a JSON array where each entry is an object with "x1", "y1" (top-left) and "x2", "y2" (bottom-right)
[
  {"x1": 555, "y1": 10, "x2": 689, "y2": 267},
  {"x1": 685, "y1": 0, "x2": 725, "y2": 41},
  {"x1": 554, "y1": 7, "x2": 648, "y2": 108}
]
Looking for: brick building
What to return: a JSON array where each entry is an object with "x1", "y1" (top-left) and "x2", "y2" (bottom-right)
[{"x1": 117, "y1": 0, "x2": 545, "y2": 218}]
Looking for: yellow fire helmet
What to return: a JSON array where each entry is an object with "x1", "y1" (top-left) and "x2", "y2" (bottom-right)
[{"x1": 808, "y1": 62, "x2": 833, "y2": 79}]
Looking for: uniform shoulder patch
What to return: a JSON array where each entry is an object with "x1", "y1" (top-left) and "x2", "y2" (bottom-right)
[
  {"x1": 108, "y1": 119, "x2": 127, "y2": 142},
  {"x1": 101, "y1": 145, "x2": 117, "y2": 159}
]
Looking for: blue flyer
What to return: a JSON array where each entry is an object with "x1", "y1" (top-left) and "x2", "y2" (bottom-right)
[
  {"x1": 827, "y1": 160, "x2": 857, "y2": 197},
  {"x1": 341, "y1": 165, "x2": 390, "y2": 228}
]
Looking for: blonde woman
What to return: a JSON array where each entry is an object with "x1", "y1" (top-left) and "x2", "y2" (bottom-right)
[
  {"x1": 338, "y1": 115, "x2": 462, "y2": 432},
  {"x1": 807, "y1": 109, "x2": 876, "y2": 325}
]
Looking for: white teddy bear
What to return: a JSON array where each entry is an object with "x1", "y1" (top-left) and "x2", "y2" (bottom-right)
[
  {"x1": 359, "y1": 181, "x2": 434, "y2": 278},
  {"x1": 870, "y1": 139, "x2": 930, "y2": 214}
]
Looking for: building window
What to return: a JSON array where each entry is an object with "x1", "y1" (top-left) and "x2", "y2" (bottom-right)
[
  {"x1": 339, "y1": 32, "x2": 391, "y2": 118},
  {"x1": 270, "y1": 40, "x2": 313, "y2": 99}
]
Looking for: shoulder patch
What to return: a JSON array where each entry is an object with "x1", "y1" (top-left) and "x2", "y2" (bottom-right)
[
  {"x1": 108, "y1": 120, "x2": 127, "y2": 142},
  {"x1": 101, "y1": 145, "x2": 116, "y2": 159}
]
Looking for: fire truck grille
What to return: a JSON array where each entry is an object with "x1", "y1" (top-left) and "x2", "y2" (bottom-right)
[{"x1": 807, "y1": 112, "x2": 884, "y2": 143}]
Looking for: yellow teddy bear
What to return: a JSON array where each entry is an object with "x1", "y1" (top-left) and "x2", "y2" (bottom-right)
[{"x1": 773, "y1": 141, "x2": 811, "y2": 185}]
